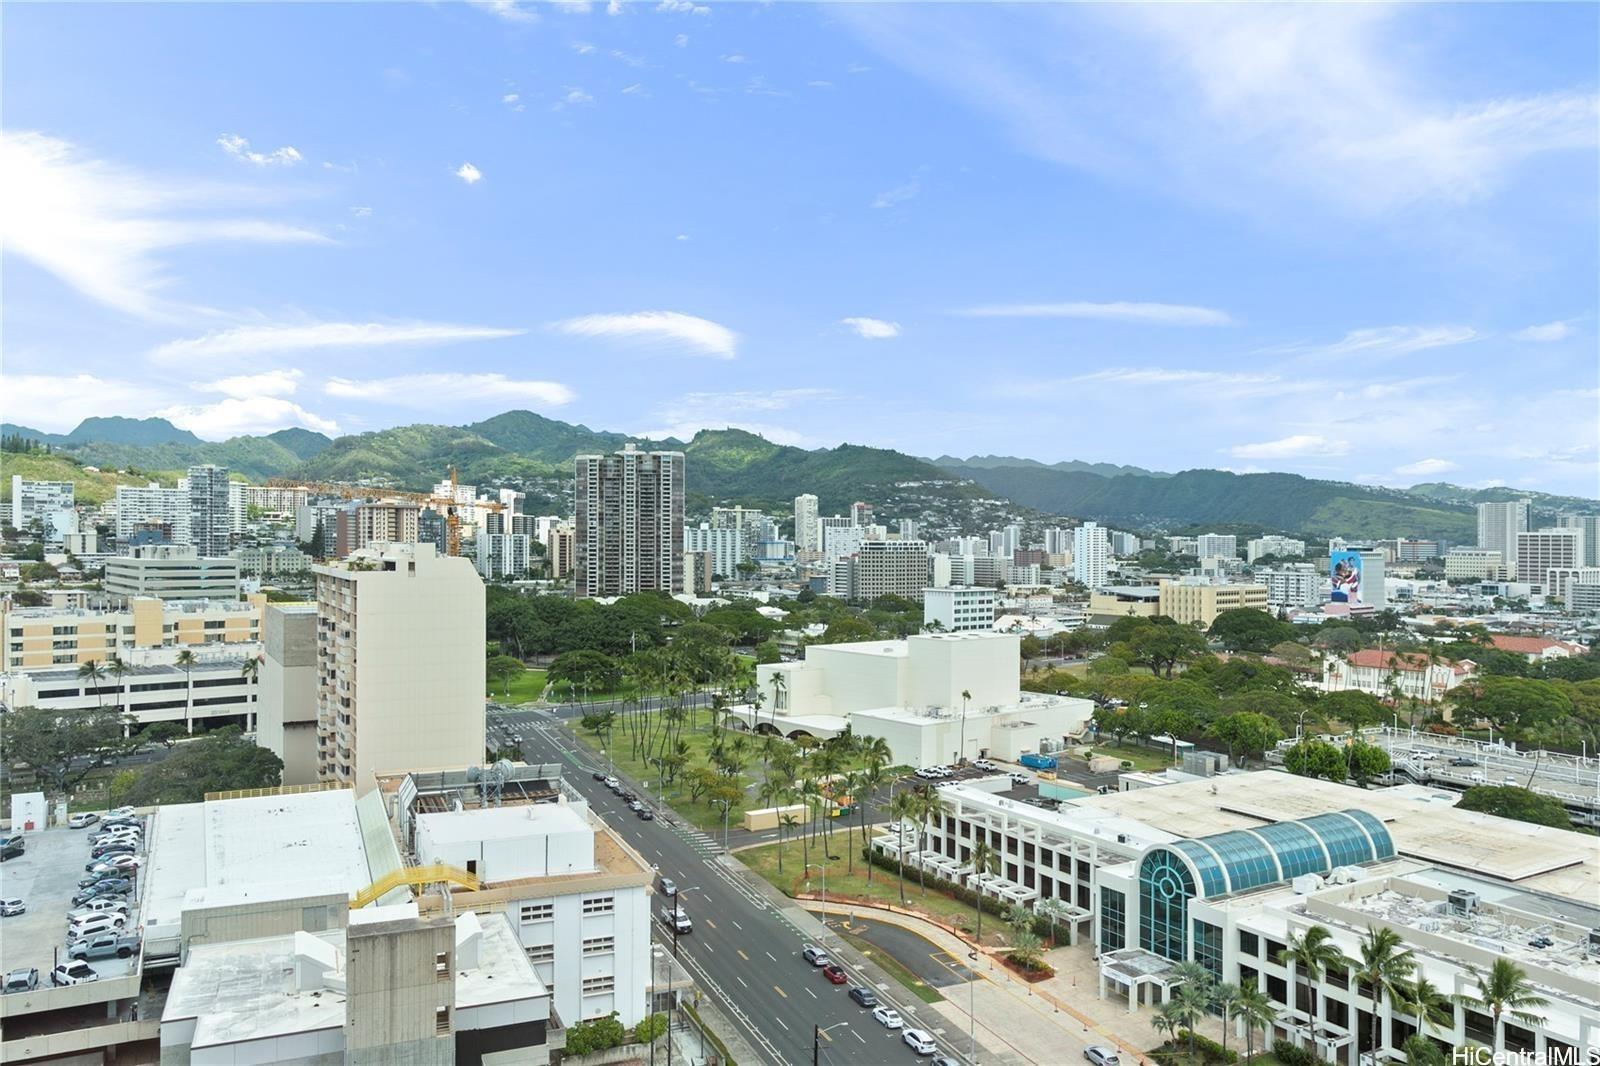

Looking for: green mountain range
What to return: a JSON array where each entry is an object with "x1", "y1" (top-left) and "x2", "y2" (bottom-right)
[{"x1": 5, "y1": 412, "x2": 1589, "y2": 539}]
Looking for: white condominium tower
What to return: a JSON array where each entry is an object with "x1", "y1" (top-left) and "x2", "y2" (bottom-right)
[
  {"x1": 793, "y1": 493, "x2": 820, "y2": 552},
  {"x1": 1073, "y1": 522, "x2": 1111, "y2": 589},
  {"x1": 574, "y1": 445, "x2": 685, "y2": 598},
  {"x1": 186, "y1": 464, "x2": 232, "y2": 556},
  {"x1": 1477, "y1": 498, "x2": 1530, "y2": 570}
]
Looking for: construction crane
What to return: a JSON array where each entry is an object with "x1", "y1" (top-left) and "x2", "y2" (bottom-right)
[{"x1": 266, "y1": 467, "x2": 502, "y2": 558}]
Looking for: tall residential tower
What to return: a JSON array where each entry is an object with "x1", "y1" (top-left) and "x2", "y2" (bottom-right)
[{"x1": 574, "y1": 446, "x2": 685, "y2": 598}]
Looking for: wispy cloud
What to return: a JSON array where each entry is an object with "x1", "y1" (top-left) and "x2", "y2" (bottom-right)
[
  {"x1": 959, "y1": 301, "x2": 1233, "y2": 326},
  {"x1": 159, "y1": 397, "x2": 339, "y2": 439},
  {"x1": 217, "y1": 134, "x2": 302, "y2": 167},
  {"x1": 325, "y1": 373, "x2": 575, "y2": 408},
  {"x1": 1227, "y1": 435, "x2": 1350, "y2": 460},
  {"x1": 196, "y1": 368, "x2": 304, "y2": 399},
  {"x1": 639, "y1": 389, "x2": 835, "y2": 446},
  {"x1": 1515, "y1": 321, "x2": 1575, "y2": 342},
  {"x1": 1393, "y1": 457, "x2": 1459, "y2": 478},
  {"x1": 561, "y1": 88, "x2": 595, "y2": 106},
  {"x1": 471, "y1": 0, "x2": 539, "y2": 23},
  {"x1": 554, "y1": 310, "x2": 738, "y2": 358},
  {"x1": 1271, "y1": 325, "x2": 1477, "y2": 357},
  {"x1": 841, "y1": 316, "x2": 901, "y2": 339},
  {"x1": 0, "y1": 130, "x2": 328, "y2": 319},
  {"x1": 455, "y1": 162, "x2": 483, "y2": 184},
  {"x1": 3, "y1": 374, "x2": 171, "y2": 433},
  {"x1": 871, "y1": 176, "x2": 921, "y2": 209},
  {"x1": 657, "y1": 0, "x2": 709, "y2": 15},
  {"x1": 150, "y1": 321, "x2": 525, "y2": 363}
]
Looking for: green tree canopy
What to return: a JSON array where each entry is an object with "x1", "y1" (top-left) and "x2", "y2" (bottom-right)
[
  {"x1": 1283, "y1": 738, "x2": 1348, "y2": 782},
  {"x1": 1321, "y1": 690, "x2": 1387, "y2": 731},
  {"x1": 548, "y1": 649, "x2": 624, "y2": 693},
  {"x1": 115, "y1": 726, "x2": 282, "y2": 806},
  {"x1": 1207, "y1": 712, "x2": 1284, "y2": 766},
  {"x1": 1209, "y1": 608, "x2": 1290, "y2": 653},
  {"x1": 3, "y1": 705, "x2": 140, "y2": 794},
  {"x1": 1456, "y1": 785, "x2": 1572, "y2": 829}
]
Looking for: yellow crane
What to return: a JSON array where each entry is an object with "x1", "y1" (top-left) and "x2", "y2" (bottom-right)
[{"x1": 267, "y1": 468, "x2": 502, "y2": 558}]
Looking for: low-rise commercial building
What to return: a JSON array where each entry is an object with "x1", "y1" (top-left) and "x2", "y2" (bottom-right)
[
  {"x1": 923, "y1": 585, "x2": 997, "y2": 632},
  {"x1": 236, "y1": 544, "x2": 313, "y2": 579},
  {"x1": 1247, "y1": 535, "x2": 1307, "y2": 563},
  {"x1": 1322, "y1": 648, "x2": 1475, "y2": 704},
  {"x1": 1444, "y1": 548, "x2": 1509, "y2": 582},
  {"x1": 1, "y1": 595, "x2": 264, "y2": 671},
  {"x1": 1158, "y1": 577, "x2": 1269, "y2": 626},
  {"x1": 104, "y1": 545, "x2": 240, "y2": 601},
  {"x1": 0, "y1": 651, "x2": 259, "y2": 730}
]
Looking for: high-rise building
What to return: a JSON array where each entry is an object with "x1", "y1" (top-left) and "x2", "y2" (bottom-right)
[
  {"x1": 258, "y1": 603, "x2": 319, "y2": 785},
  {"x1": 923, "y1": 586, "x2": 997, "y2": 632},
  {"x1": 1043, "y1": 527, "x2": 1073, "y2": 555},
  {"x1": 850, "y1": 501, "x2": 875, "y2": 527},
  {"x1": 1245, "y1": 535, "x2": 1307, "y2": 563},
  {"x1": 710, "y1": 505, "x2": 770, "y2": 564},
  {"x1": 9, "y1": 476, "x2": 74, "y2": 531},
  {"x1": 898, "y1": 518, "x2": 920, "y2": 541},
  {"x1": 1477, "y1": 499, "x2": 1531, "y2": 570},
  {"x1": 314, "y1": 542, "x2": 485, "y2": 793},
  {"x1": 1073, "y1": 522, "x2": 1110, "y2": 588},
  {"x1": 793, "y1": 493, "x2": 820, "y2": 552},
  {"x1": 186, "y1": 464, "x2": 232, "y2": 557},
  {"x1": 115, "y1": 483, "x2": 191, "y2": 544},
  {"x1": 475, "y1": 512, "x2": 534, "y2": 580},
  {"x1": 1195, "y1": 533, "x2": 1237, "y2": 561},
  {"x1": 684, "y1": 550, "x2": 714, "y2": 594},
  {"x1": 574, "y1": 446, "x2": 684, "y2": 598},
  {"x1": 1393, "y1": 538, "x2": 1441, "y2": 562},
  {"x1": 1443, "y1": 548, "x2": 1508, "y2": 582},
  {"x1": 1515, "y1": 527, "x2": 1585, "y2": 585},
  {"x1": 1252, "y1": 564, "x2": 1323, "y2": 608},
  {"x1": 684, "y1": 524, "x2": 743, "y2": 579},
  {"x1": 1108, "y1": 530, "x2": 1141, "y2": 556},
  {"x1": 334, "y1": 500, "x2": 421, "y2": 557},
  {"x1": 545, "y1": 521, "x2": 575, "y2": 577},
  {"x1": 1558, "y1": 514, "x2": 1600, "y2": 567},
  {"x1": 829, "y1": 539, "x2": 929, "y2": 601}
]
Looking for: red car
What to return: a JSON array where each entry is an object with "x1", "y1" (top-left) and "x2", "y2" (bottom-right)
[{"x1": 821, "y1": 964, "x2": 848, "y2": 985}]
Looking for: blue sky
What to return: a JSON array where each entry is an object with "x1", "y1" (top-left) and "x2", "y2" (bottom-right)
[{"x1": 2, "y1": 1, "x2": 1596, "y2": 496}]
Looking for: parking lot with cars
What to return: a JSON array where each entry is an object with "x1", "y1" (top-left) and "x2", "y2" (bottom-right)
[{"x1": 0, "y1": 810, "x2": 145, "y2": 992}]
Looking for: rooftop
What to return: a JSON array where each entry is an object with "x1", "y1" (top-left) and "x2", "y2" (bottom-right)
[{"x1": 415, "y1": 802, "x2": 591, "y2": 846}]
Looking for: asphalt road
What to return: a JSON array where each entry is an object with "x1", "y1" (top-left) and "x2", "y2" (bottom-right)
[
  {"x1": 838, "y1": 918, "x2": 977, "y2": 989},
  {"x1": 507, "y1": 709, "x2": 978, "y2": 1066}
]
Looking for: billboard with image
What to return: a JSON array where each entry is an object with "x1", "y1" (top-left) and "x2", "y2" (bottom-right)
[{"x1": 1329, "y1": 550, "x2": 1364, "y2": 605}]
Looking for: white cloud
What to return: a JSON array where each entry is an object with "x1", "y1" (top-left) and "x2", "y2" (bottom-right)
[
  {"x1": 502, "y1": 92, "x2": 520, "y2": 104},
  {"x1": 350, "y1": 205, "x2": 373, "y2": 217},
  {"x1": 0, "y1": 130, "x2": 328, "y2": 319},
  {"x1": 657, "y1": 0, "x2": 709, "y2": 14},
  {"x1": 561, "y1": 88, "x2": 595, "y2": 106},
  {"x1": 2, "y1": 374, "x2": 171, "y2": 432},
  {"x1": 675, "y1": 233, "x2": 689, "y2": 241},
  {"x1": 807, "y1": 80, "x2": 836, "y2": 90},
  {"x1": 1393, "y1": 457, "x2": 1459, "y2": 478},
  {"x1": 1274, "y1": 325, "x2": 1477, "y2": 357},
  {"x1": 455, "y1": 162, "x2": 483, "y2": 184},
  {"x1": 622, "y1": 84, "x2": 649, "y2": 97},
  {"x1": 675, "y1": 33, "x2": 689, "y2": 47},
  {"x1": 159, "y1": 397, "x2": 339, "y2": 439},
  {"x1": 471, "y1": 0, "x2": 539, "y2": 23},
  {"x1": 554, "y1": 310, "x2": 738, "y2": 358},
  {"x1": 723, "y1": 54, "x2": 747, "y2": 64},
  {"x1": 1515, "y1": 321, "x2": 1574, "y2": 342},
  {"x1": 325, "y1": 373, "x2": 575, "y2": 408},
  {"x1": 216, "y1": 134, "x2": 302, "y2": 167},
  {"x1": 572, "y1": 41, "x2": 596, "y2": 54},
  {"x1": 871, "y1": 176, "x2": 921, "y2": 209},
  {"x1": 150, "y1": 320, "x2": 525, "y2": 363},
  {"x1": 610, "y1": 49, "x2": 646, "y2": 68},
  {"x1": 959, "y1": 301, "x2": 1233, "y2": 326},
  {"x1": 196, "y1": 368, "x2": 304, "y2": 399},
  {"x1": 841, "y1": 316, "x2": 901, "y2": 339},
  {"x1": 608, "y1": 0, "x2": 622, "y2": 14},
  {"x1": 1227, "y1": 435, "x2": 1351, "y2": 460},
  {"x1": 836, "y1": 5, "x2": 1598, "y2": 217}
]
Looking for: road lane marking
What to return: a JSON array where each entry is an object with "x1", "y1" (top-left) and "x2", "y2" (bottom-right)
[
  {"x1": 765, "y1": 951, "x2": 777, "y2": 961},
  {"x1": 705, "y1": 919, "x2": 716, "y2": 929},
  {"x1": 736, "y1": 975, "x2": 748, "y2": 988},
  {"x1": 775, "y1": 1017, "x2": 790, "y2": 1032},
  {"x1": 773, "y1": 985, "x2": 787, "y2": 999},
  {"x1": 732, "y1": 919, "x2": 743, "y2": 930},
  {"x1": 852, "y1": 1031, "x2": 867, "y2": 1044},
  {"x1": 805, "y1": 987, "x2": 817, "y2": 999},
  {"x1": 736, "y1": 949, "x2": 749, "y2": 961}
]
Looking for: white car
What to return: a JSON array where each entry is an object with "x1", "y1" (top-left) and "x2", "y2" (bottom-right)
[
  {"x1": 70, "y1": 898, "x2": 130, "y2": 918},
  {"x1": 871, "y1": 1005, "x2": 903, "y2": 1029},
  {"x1": 51, "y1": 961, "x2": 99, "y2": 986},
  {"x1": 1084, "y1": 1047, "x2": 1120, "y2": 1066},
  {"x1": 0, "y1": 898, "x2": 24, "y2": 917},
  {"x1": 107, "y1": 807, "x2": 137, "y2": 818},
  {"x1": 67, "y1": 812, "x2": 99, "y2": 829},
  {"x1": 973, "y1": 759, "x2": 999, "y2": 772},
  {"x1": 903, "y1": 1029, "x2": 938, "y2": 1055},
  {"x1": 68, "y1": 912, "x2": 129, "y2": 940}
]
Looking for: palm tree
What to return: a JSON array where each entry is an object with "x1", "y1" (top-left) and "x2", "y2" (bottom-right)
[
  {"x1": 889, "y1": 789, "x2": 919, "y2": 905},
  {"x1": 777, "y1": 812, "x2": 799, "y2": 877},
  {"x1": 1401, "y1": 1035, "x2": 1447, "y2": 1066},
  {"x1": 1454, "y1": 959, "x2": 1549, "y2": 1054},
  {"x1": 855, "y1": 761, "x2": 885, "y2": 883},
  {"x1": 1034, "y1": 896, "x2": 1070, "y2": 949},
  {"x1": 1235, "y1": 983, "x2": 1276, "y2": 1060},
  {"x1": 106, "y1": 655, "x2": 130, "y2": 717},
  {"x1": 1150, "y1": 1000, "x2": 1183, "y2": 1047},
  {"x1": 958, "y1": 687, "x2": 972, "y2": 765},
  {"x1": 767, "y1": 670, "x2": 786, "y2": 734},
  {"x1": 1167, "y1": 977, "x2": 1212, "y2": 1054},
  {"x1": 176, "y1": 649, "x2": 198, "y2": 733},
  {"x1": 966, "y1": 838, "x2": 1000, "y2": 946},
  {"x1": 1278, "y1": 925, "x2": 1350, "y2": 1032},
  {"x1": 913, "y1": 784, "x2": 948, "y2": 896},
  {"x1": 78, "y1": 659, "x2": 106, "y2": 709},
  {"x1": 1214, "y1": 982, "x2": 1243, "y2": 1056},
  {"x1": 1353, "y1": 925, "x2": 1416, "y2": 1057},
  {"x1": 1403, "y1": 974, "x2": 1454, "y2": 1044}
]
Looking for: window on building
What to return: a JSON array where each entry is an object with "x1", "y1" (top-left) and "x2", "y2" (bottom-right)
[
  {"x1": 1098, "y1": 887, "x2": 1126, "y2": 953},
  {"x1": 582, "y1": 895, "x2": 615, "y2": 915},
  {"x1": 1238, "y1": 930, "x2": 1259, "y2": 958},
  {"x1": 526, "y1": 944, "x2": 555, "y2": 964},
  {"x1": 1193, "y1": 919, "x2": 1223, "y2": 981},
  {"x1": 435, "y1": 1007, "x2": 451, "y2": 1034},
  {"x1": 582, "y1": 975, "x2": 615, "y2": 995},
  {"x1": 435, "y1": 951, "x2": 451, "y2": 979},
  {"x1": 583, "y1": 936, "x2": 615, "y2": 956},
  {"x1": 1138, "y1": 850, "x2": 1195, "y2": 962},
  {"x1": 519, "y1": 902, "x2": 554, "y2": 924}
]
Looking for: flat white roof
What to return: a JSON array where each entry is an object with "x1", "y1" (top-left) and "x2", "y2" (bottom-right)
[{"x1": 416, "y1": 802, "x2": 591, "y2": 845}]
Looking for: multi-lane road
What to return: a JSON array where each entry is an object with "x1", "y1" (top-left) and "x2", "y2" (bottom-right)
[{"x1": 499, "y1": 706, "x2": 983, "y2": 1066}]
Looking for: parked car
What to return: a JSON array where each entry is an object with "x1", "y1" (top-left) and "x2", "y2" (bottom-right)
[
  {"x1": 0, "y1": 837, "x2": 25, "y2": 861},
  {"x1": 68, "y1": 912, "x2": 130, "y2": 940},
  {"x1": 67, "y1": 812, "x2": 100, "y2": 829},
  {"x1": 871, "y1": 1005, "x2": 903, "y2": 1029},
  {"x1": 69, "y1": 898, "x2": 129, "y2": 918},
  {"x1": 90, "y1": 827, "x2": 140, "y2": 844},
  {"x1": 106, "y1": 807, "x2": 137, "y2": 818},
  {"x1": 604, "y1": 776, "x2": 620, "y2": 790},
  {"x1": 51, "y1": 961, "x2": 99, "y2": 986},
  {"x1": 67, "y1": 933, "x2": 141, "y2": 961},
  {"x1": 90, "y1": 844, "x2": 135, "y2": 861},
  {"x1": 637, "y1": 808, "x2": 655, "y2": 821},
  {"x1": 849, "y1": 985, "x2": 878, "y2": 1008},
  {"x1": 4, "y1": 968, "x2": 39, "y2": 994},
  {"x1": 71, "y1": 883, "x2": 130, "y2": 907},
  {"x1": 821, "y1": 964, "x2": 848, "y2": 985},
  {"x1": 802, "y1": 945, "x2": 831, "y2": 967},
  {"x1": 1007, "y1": 772, "x2": 1031, "y2": 785},
  {"x1": 1450, "y1": 757, "x2": 1477, "y2": 767},
  {"x1": 932, "y1": 1056, "x2": 960, "y2": 1066},
  {"x1": 592, "y1": 771, "x2": 607, "y2": 781},
  {"x1": 903, "y1": 1029, "x2": 938, "y2": 1055},
  {"x1": 0, "y1": 898, "x2": 24, "y2": 917},
  {"x1": 78, "y1": 871, "x2": 126, "y2": 889},
  {"x1": 972, "y1": 759, "x2": 999, "y2": 772},
  {"x1": 1084, "y1": 1047, "x2": 1120, "y2": 1066}
]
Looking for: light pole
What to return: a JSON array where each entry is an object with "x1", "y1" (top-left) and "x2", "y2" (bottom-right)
[
  {"x1": 813, "y1": 1021, "x2": 849, "y2": 1066},
  {"x1": 669, "y1": 885, "x2": 700, "y2": 961},
  {"x1": 806, "y1": 857, "x2": 838, "y2": 947},
  {"x1": 1296, "y1": 709, "x2": 1311, "y2": 742}
]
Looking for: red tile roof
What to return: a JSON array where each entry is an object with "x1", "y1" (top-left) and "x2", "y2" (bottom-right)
[
  {"x1": 1344, "y1": 649, "x2": 1473, "y2": 675},
  {"x1": 1487, "y1": 635, "x2": 1583, "y2": 656}
]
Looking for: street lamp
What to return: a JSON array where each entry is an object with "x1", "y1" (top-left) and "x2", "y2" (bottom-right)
[
  {"x1": 813, "y1": 1021, "x2": 849, "y2": 1066},
  {"x1": 1296, "y1": 709, "x2": 1311, "y2": 742},
  {"x1": 668, "y1": 885, "x2": 700, "y2": 961},
  {"x1": 806, "y1": 858, "x2": 839, "y2": 947}
]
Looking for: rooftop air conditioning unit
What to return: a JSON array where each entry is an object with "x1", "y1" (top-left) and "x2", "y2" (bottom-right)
[
  {"x1": 1587, "y1": 928, "x2": 1600, "y2": 956},
  {"x1": 1447, "y1": 889, "x2": 1480, "y2": 916}
]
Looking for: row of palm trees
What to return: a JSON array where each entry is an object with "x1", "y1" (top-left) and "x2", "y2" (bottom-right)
[
  {"x1": 75, "y1": 650, "x2": 260, "y2": 734},
  {"x1": 1178, "y1": 923, "x2": 1551, "y2": 1060}
]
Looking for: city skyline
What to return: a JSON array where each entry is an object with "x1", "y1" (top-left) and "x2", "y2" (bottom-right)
[{"x1": 3, "y1": 2, "x2": 1597, "y2": 495}]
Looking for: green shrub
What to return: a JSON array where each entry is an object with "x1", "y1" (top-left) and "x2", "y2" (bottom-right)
[
  {"x1": 565, "y1": 1012, "x2": 626, "y2": 1055},
  {"x1": 631, "y1": 1012, "x2": 668, "y2": 1044},
  {"x1": 1271, "y1": 1039, "x2": 1332, "y2": 1066},
  {"x1": 1178, "y1": 1030, "x2": 1238, "y2": 1064}
]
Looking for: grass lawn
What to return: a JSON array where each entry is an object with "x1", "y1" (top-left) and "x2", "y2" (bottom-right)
[
  {"x1": 739, "y1": 835, "x2": 988, "y2": 935},
  {"x1": 487, "y1": 669, "x2": 547, "y2": 704},
  {"x1": 1077, "y1": 741, "x2": 1176, "y2": 773},
  {"x1": 835, "y1": 929, "x2": 943, "y2": 1004},
  {"x1": 568, "y1": 707, "x2": 900, "y2": 833}
]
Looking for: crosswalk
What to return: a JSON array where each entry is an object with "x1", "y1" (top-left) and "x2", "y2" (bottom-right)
[{"x1": 673, "y1": 822, "x2": 723, "y2": 857}]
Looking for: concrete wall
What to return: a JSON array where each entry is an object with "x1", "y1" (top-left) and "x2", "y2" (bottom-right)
[
  {"x1": 512, "y1": 883, "x2": 650, "y2": 1028},
  {"x1": 260, "y1": 605, "x2": 319, "y2": 786},
  {"x1": 905, "y1": 633, "x2": 1019, "y2": 711},
  {"x1": 179, "y1": 891, "x2": 347, "y2": 962},
  {"x1": 344, "y1": 917, "x2": 455, "y2": 1065}
]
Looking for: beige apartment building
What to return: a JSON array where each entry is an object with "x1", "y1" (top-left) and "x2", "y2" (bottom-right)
[
  {"x1": 315, "y1": 542, "x2": 486, "y2": 793},
  {"x1": 1157, "y1": 577, "x2": 1269, "y2": 626},
  {"x1": 1, "y1": 594, "x2": 266, "y2": 671}
]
